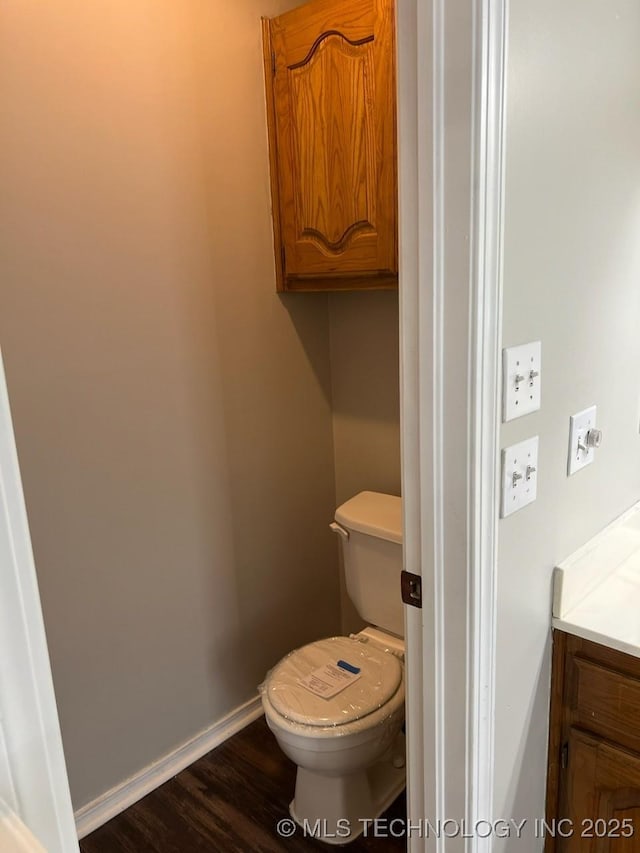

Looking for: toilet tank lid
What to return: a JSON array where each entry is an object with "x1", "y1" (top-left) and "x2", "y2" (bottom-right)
[{"x1": 335, "y1": 492, "x2": 402, "y2": 544}]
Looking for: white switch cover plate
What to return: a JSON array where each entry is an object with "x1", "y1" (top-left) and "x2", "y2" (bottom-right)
[
  {"x1": 501, "y1": 436, "x2": 539, "y2": 518},
  {"x1": 502, "y1": 341, "x2": 542, "y2": 422},
  {"x1": 567, "y1": 405, "x2": 597, "y2": 476}
]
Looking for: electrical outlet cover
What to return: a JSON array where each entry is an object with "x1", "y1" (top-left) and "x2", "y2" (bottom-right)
[
  {"x1": 567, "y1": 406, "x2": 597, "y2": 476},
  {"x1": 501, "y1": 436, "x2": 539, "y2": 518},
  {"x1": 503, "y1": 341, "x2": 542, "y2": 422}
]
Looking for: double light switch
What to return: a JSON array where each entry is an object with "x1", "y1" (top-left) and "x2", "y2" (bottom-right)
[
  {"x1": 501, "y1": 341, "x2": 541, "y2": 518},
  {"x1": 500, "y1": 436, "x2": 539, "y2": 518},
  {"x1": 502, "y1": 341, "x2": 541, "y2": 421}
]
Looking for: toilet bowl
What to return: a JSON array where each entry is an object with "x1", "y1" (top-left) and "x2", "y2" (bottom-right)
[
  {"x1": 260, "y1": 492, "x2": 405, "y2": 845},
  {"x1": 261, "y1": 630, "x2": 405, "y2": 844}
]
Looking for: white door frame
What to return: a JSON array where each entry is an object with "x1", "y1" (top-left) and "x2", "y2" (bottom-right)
[
  {"x1": 0, "y1": 351, "x2": 79, "y2": 852},
  {"x1": 397, "y1": 0, "x2": 508, "y2": 849}
]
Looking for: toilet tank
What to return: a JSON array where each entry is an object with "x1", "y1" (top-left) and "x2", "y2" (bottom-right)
[{"x1": 332, "y1": 491, "x2": 403, "y2": 638}]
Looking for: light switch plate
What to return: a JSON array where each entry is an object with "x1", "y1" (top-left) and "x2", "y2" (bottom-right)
[
  {"x1": 502, "y1": 341, "x2": 542, "y2": 422},
  {"x1": 567, "y1": 406, "x2": 597, "y2": 475},
  {"x1": 501, "y1": 436, "x2": 539, "y2": 518}
]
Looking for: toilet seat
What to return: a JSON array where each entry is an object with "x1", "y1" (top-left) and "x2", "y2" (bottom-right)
[{"x1": 264, "y1": 636, "x2": 402, "y2": 728}]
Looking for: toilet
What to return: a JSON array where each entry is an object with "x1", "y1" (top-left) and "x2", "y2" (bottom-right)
[{"x1": 260, "y1": 491, "x2": 405, "y2": 845}]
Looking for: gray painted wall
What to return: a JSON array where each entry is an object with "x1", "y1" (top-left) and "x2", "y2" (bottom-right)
[
  {"x1": 0, "y1": 0, "x2": 342, "y2": 809},
  {"x1": 328, "y1": 292, "x2": 401, "y2": 633},
  {"x1": 495, "y1": 0, "x2": 640, "y2": 846},
  {"x1": 329, "y1": 292, "x2": 401, "y2": 507}
]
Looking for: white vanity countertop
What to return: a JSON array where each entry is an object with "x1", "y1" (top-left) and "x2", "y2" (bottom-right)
[{"x1": 552, "y1": 501, "x2": 640, "y2": 660}]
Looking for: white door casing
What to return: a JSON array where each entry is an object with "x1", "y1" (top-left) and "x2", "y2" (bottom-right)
[
  {"x1": 397, "y1": 0, "x2": 507, "y2": 850},
  {"x1": 0, "y1": 350, "x2": 79, "y2": 852}
]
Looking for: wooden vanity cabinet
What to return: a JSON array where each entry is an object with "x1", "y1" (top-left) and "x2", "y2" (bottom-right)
[
  {"x1": 262, "y1": 0, "x2": 397, "y2": 292},
  {"x1": 546, "y1": 632, "x2": 640, "y2": 852}
]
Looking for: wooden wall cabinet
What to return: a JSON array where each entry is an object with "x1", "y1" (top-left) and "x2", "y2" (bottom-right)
[
  {"x1": 546, "y1": 632, "x2": 640, "y2": 852},
  {"x1": 262, "y1": 0, "x2": 397, "y2": 292}
]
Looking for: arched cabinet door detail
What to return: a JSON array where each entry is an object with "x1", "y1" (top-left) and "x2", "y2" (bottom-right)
[{"x1": 262, "y1": 0, "x2": 397, "y2": 292}]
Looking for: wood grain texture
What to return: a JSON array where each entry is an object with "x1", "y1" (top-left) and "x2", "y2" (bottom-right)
[
  {"x1": 546, "y1": 630, "x2": 568, "y2": 853},
  {"x1": 263, "y1": 0, "x2": 397, "y2": 292},
  {"x1": 572, "y1": 658, "x2": 640, "y2": 755},
  {"x1": 262, "y1": 18, "x2": 285, "y2": 292},
  {"x1": 566, "y1": 636, "x2": 640, "y2": 683},
  {"x1": 79, "y1": 717, "x2": 407, "y2": 852},
  {"x1": 289, "y1": 34, "x2": 376, "y2": 255},
  {"x1": 547, "y1": 633, "x2": 640, "y2": 853},
  {"x1": 560, "y1": 730, "x2": 640, "y2": 853}
]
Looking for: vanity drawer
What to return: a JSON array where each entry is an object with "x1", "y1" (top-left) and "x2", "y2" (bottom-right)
[{"x1": 572, "y1": 656, "x2": 640, "y2": 753}]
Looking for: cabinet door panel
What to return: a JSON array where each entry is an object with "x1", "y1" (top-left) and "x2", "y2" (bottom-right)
[
  {"x1": 266, "y1": 0, "x2": 397, "y2": 291},
  {"x1": 571, "y1": 657, "x2": 640, "y2": 755},
  {"x1": 289, "y1": 35, "x2": 376, "y2": 261},
  {"x1": 560, "y1": 729, "x2": 640, "y2": 853}
]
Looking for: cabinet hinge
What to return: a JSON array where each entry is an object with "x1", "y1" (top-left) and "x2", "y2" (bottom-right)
[
  {"x1": 560, "y1": 742, "x2": 569, "y2": 769},
  {"x1": 401, "y1": 571, "x2": 422, "y2": 609},
  {"x1": 271, "y1": 51, "x2": 276, "y2": 76}
]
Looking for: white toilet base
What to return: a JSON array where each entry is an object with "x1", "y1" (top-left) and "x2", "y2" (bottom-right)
[{"x1": 289, "y1": 733, "x2": 406, "y2": 846}]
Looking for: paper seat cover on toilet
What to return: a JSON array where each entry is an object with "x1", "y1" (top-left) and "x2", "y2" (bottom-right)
[{"x1": 265, "y1": 636, "x2": 402, "y2": 727}]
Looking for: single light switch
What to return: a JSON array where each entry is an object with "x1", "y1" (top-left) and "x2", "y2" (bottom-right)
[
  {"x1": 500, "y1": 436, "x2": 539, "y2": 518},
  {"x1": 502, "y1": 341, "x2": 542, "y2": 422},
  {"x1": 567, "y1": 406, "x2": 600, "y2": 476}
]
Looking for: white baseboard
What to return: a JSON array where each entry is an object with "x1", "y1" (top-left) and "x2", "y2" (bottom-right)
[{"x1": 75, "y1": 695, "x2": 263, "y2": 840}]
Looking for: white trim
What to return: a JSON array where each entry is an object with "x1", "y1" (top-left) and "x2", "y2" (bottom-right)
[
  {"x1": 75, "y1": 696, "x2": 263, "y2": 840},
  {"x1": 398, "y1": 0, "x2": 507, "y2": 849},
  {"x1": 0, "y1": 351, "x2": 79, "y2": 853},
  {"x1": 466, "y1": 0, "x2": 507, "y2": 848},
  {"x1": 396, "y1": 0, "x2": 435, "y2": 849},
  {"x1": 0, "y1": 722, "x2": 19, "y2": 815},
  {"x1": 0, "y1": 798, "x2": 47, "y2": 853},
  {"x1": 431, "y1": 0, "x2": 447, "y2": 844}
]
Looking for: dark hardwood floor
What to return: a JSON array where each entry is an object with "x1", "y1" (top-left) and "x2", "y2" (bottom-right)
[{"x1": 80, "y1": 716, "x2": 406, "y2": 852}]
